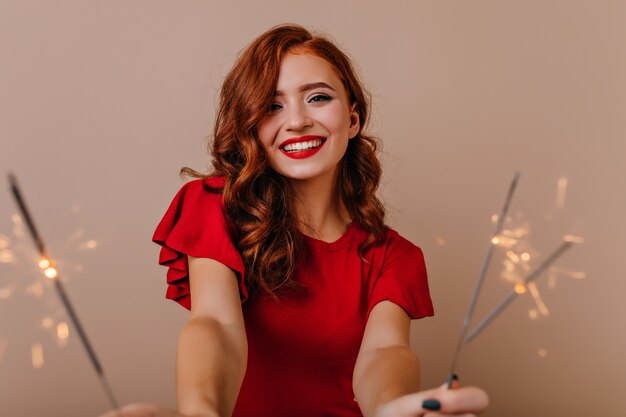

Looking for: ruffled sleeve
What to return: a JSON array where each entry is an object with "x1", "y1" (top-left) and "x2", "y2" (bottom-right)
[
  {"x1": 152, "y1": 177, "x2": 247, "y2": 310},
  {"x1": 367, "y1": 231, "x2": 434, "y2": 320}
]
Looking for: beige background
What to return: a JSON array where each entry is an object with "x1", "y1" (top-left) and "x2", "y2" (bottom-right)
[{"x1": 1, "y1": 1, "x2": 624, "y2": 416}]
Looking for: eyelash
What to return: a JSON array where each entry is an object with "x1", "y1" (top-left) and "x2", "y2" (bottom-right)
[{"x1": 269, "y1": 94, "x2": 332, "y2": 112}]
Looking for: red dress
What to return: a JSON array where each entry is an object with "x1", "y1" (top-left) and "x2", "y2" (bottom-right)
[{"x1": 153, "y1": 177, "x2": 434, "y2": 417}]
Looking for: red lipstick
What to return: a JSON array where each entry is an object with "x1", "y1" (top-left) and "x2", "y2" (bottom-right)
[{"x1": 279, "y1": 135, "x2": 326, "y2": 159}]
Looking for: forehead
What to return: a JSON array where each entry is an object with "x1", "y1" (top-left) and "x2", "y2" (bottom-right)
[{"x1": 273, "y1": 52, "x2": 345, "y2": 97}]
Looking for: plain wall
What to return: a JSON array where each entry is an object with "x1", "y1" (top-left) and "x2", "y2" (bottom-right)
[{"x1": 1, "y1": 1, "x2": 624, "y2": 416}]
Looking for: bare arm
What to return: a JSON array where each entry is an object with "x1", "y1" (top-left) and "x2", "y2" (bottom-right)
[
  {"x1": 353, "y1": 301, "x2": 419, "y2": 417},
  {"x1": 353, "y1": 301, "x2": 488, "y2": 417},
  {"x1": 176, "y1": 256, "x2": 248, "y2": 417}
]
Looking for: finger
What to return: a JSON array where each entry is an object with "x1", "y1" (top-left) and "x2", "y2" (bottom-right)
[
  {"x1": 444, "y1": 373, "x2": 461, "y2": 389},
  {"x1": 436, "y1": 387, "x2": 489, "y2": 414}
]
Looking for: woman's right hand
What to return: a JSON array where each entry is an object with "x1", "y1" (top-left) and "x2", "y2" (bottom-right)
[{"x1": 375, "y1": 382, "x2": 489, "y2": 417}]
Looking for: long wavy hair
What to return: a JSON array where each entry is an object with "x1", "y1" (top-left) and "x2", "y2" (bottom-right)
[{"x1": 182, "y1": 23, "x2": 387, "y2": 298}]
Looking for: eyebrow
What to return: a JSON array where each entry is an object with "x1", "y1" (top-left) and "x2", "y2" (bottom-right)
[{"x1": 273, "y1": 82, "x2": 336, "y2": 97}]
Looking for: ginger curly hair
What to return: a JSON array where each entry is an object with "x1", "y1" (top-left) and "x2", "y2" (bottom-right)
[{"x1": 182, "y1": 23, "x2": 386, "y2": 298}]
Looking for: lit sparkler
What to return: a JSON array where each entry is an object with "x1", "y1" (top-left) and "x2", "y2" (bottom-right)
[
  {"x1": 447, "y1": 172, "x2": 520, "y2": 387},
  {"x1": 464, "y1": 239, "x2": 576, "y2": 344},
  {"x1": 447, "y1": 173, "x2": 582, "y2": 388},
  {"x1": 7, "y1": 173, "x2": 124, "y2": 417}
]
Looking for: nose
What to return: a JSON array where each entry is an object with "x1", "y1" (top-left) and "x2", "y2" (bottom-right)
[{"x1": 285, "y1": 102, "x2": 313, "y2": 131}]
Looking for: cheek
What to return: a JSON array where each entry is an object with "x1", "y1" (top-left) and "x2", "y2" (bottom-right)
[
  {"x1": 320, "y1": 105, "x2": 349, "y2": 133},
  {"x1": 256, "y1": 120, "x2": 277, "y2": 150}
]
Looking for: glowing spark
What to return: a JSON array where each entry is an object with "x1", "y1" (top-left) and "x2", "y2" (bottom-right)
[
  {"x1": 514, "y1": 282, "x2": 527, "y2": 294},
  {"x1": 82, "y1": 240, "x2": 98, "y2": 250},
  {"x1": 504, "y1": 259, "x2": 516, "y2": 273},
  {"x1": 492, "y1": 235, "x2": 518, "y2": 248},
  {"x1": 0, "y1": 249, "x2": 16, "y2": 263},
  {"x1": 551, "y1": 266, "x2": 587, "y2": 279},
  {"x1": 528, "y1": 309, "x2": 539, "y2": 320},
  {"x1": 563, "y1": 235, "x2": 585, "y2": 244},
  {"x1": 538, "y1": 348, "x2": 548, "y2": 358},
  {"x1": 38, "y1": 258, "x2": 51, "y2": 269},
  {"x1": 491, "y1": 214, "x2": 498, "y2": 224},
  {"x1": 435, "y1": 236, "x2": 446, "y2": 246},
  {"x1": 44, "y1": 267, "x2": 58, "y2": 279},
  {"x1": 0, "y1": 286, "x2": 15, "y2": 299},
  {"x1": 556, "y1": 177, "x2": 568, "y2": 209},
  {"x1": 506, "y1": 251, "x2": 520, "y2": 264},
  {"x1": 57, "y1": 322, "x2": 70, "y2": 340},
  {"x1": 0, "y1": 234, "x2": 9, "y2": 249},
  {"x1": 527, "y1": 282, "x2": 550, "y2": 316},
  {"x1": 31, "y1": 343, "x2": 44, "y2": 368},
  {"x1": 521, "y1": 252, "x2": 531, "y2": 262},
  {"x1": 11, "y1": 214, "x2": 25, "y2": 237},
  {"x1": 42, "y1": 317, "x2": 54, "y2": 329}
]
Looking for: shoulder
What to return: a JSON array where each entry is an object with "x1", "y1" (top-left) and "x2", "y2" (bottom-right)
[{"x1": 362, "y1": 224, "x2": 425, "y2": 262}]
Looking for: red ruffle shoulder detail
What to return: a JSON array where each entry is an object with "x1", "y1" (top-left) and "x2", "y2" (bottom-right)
[{"x1": 152, "y1": 177, "x2": 247, "y2": 310}]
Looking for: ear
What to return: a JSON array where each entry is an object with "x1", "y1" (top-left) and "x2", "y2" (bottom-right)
[{"x1": 348, "y1": 102, "x2": 360, "y2": 139}]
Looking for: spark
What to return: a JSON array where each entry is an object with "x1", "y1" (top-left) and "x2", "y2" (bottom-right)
[
  {"x1": 0, "y1": 234, "x2": 9, "y2": 249},
  {"x1": 57, "y1": 322, "x2": 70, "y2": 341},
  {"x1": 11, "y1": 214, "x2": 25, "y2": 238},
  {"x1": 44, "y1": 267, "x2": 58, "y2": 279},
  {"x1": 506, "y1": 250, "x2": 520, "y2": 264},
  {"x1": 527, "y1": 282, "x2": 550, "y2": 317},
  {"x1": 556, "y1": 177, "x2": 568, "y2": 209},
  {"x1": 80, "y1": 239, "x2": 98, "y2": 250},
  {"x1": 528, "y1": 309, "x2": 539, "y2": 320},
  {"x1": 31, "y1": 343, "x2": 44, "y2": 369},
  {"x1": 42, "y1": 317, "x2": 54, "y2": 329},
  {"x1": 514, "y1": 282, "x2": 527, "y2": 294},
  {"x1": 0, "y1": 249, "x2": 16, "y2": 263},
  {"x1": 563, "y1": 235, "x2": 585, "y2": 244},
  {"x1": 0, "y1": 286, "x2": 15, "y2": 299},
  {"x1": 38, "y1": 258, "x2": 51, "y2": 269}
]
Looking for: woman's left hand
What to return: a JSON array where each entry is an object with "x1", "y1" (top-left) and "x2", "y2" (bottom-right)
[{"x1": 374, "y1": 382, "x2": 489, "y2": 417}]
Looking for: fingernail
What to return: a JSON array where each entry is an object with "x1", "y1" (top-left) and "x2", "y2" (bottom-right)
[{"x1": 422, "y1": 399, "x2": 441, "y2": 410}]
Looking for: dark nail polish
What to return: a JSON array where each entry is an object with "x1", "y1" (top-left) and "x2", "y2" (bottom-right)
[{"x1": 422, "y1": 399, "x2": 441, "y2": 410}]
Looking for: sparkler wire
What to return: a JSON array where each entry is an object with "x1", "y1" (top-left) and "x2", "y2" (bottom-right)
[
  {"x1": 464, "y1": 241, "x2": 574, "y2": 344},
  {"x1": 7, "y1": 173, "x2": 124, "y2": 417},
  {"x1": 447, "y1": 172, "x2": 520, "y2": 388}
]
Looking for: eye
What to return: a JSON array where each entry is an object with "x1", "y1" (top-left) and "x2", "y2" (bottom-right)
[
  {"x1": 268, "y1": 103, "x2": 282, "y2": 113},
  {"x1": 309, "y1": 94, "x2": 331, "y2": 103}
]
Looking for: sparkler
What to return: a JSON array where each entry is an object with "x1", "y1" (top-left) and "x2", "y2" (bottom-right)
[
  {"x1": 464, "y1": 239, "x2": 576, "y2": 344},
  {"x1": 7, "y1": 173, "x2": 124, "y2": 417},
  {"x1": 446, "y1": 173, "x2": 581, "y2": 387},
  {"x1": 447, "y1": 172, "x2": 520, "y2": 387}
]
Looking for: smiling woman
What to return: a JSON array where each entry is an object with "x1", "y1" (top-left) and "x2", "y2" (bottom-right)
[{"x1": 97, "y1": 23, "x2": 488, "y2": 417}]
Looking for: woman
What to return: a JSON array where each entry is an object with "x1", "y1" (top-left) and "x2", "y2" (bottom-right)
[{"x1": 101, "y1": 24, "x2": 488, "y2": 417}]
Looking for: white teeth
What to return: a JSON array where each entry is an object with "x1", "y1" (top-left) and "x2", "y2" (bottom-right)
[{"x1": 283, "y1": 139, "x2": 323, "y2": 152}]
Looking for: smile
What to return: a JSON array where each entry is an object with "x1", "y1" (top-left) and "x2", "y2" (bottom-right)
[{"x1": 279, "y1": 137, "x2": 326, "y2": 159}]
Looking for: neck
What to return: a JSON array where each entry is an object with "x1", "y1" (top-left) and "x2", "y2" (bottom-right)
[{"x1": 289, "y1": 170, "x2": 351, "y2": 242}]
